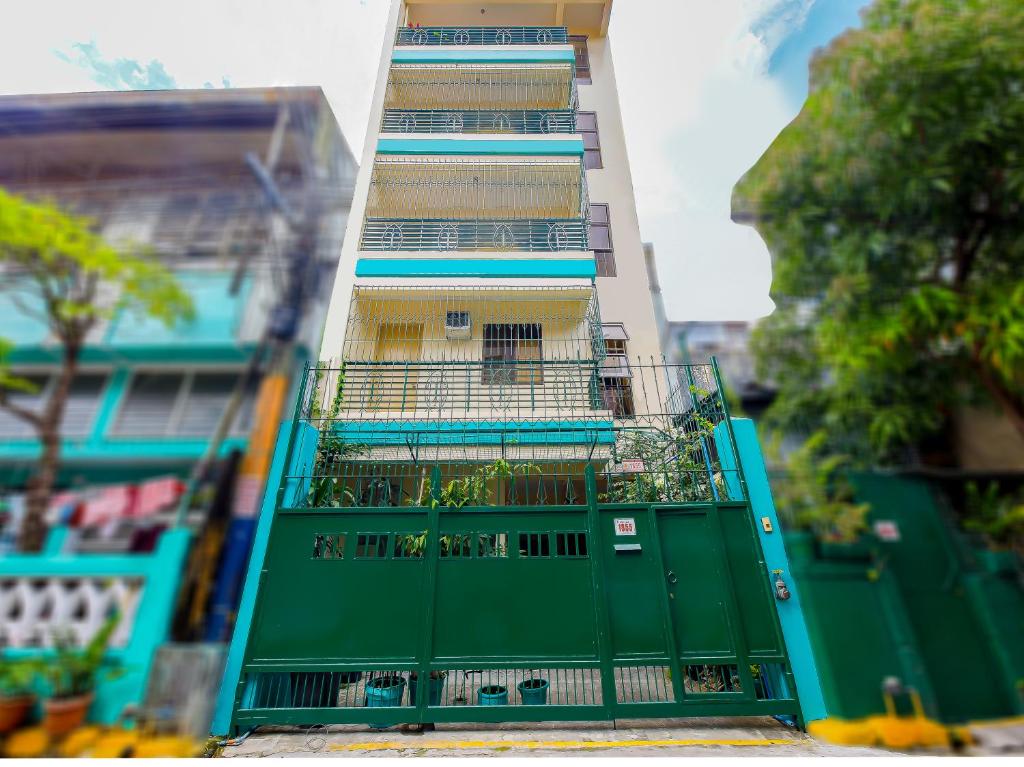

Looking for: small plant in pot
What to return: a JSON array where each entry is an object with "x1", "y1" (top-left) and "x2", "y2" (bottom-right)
[
  {"x1": 0, "y1": 658, "x2": 38, "y2": 733},
  {"x1": 38, "y1": 613, "x2": 120, "y2": 737}
]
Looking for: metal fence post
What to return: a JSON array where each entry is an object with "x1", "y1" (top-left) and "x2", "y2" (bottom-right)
[{"x1": 584, "y1": 465, "x2": 617, "y2": 718}]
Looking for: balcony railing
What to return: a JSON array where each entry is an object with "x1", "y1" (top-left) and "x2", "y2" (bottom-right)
[
  {"x1": 381, "y1": 109, "x2": 576, "y2": 135},
  {"x1": 284, "y1": 360, "x2": 745, "y2": 508},
  {"x1": 396, "y1": 26, "x2": 569, "y2": 46},
  {"x1": 360, "y1": 218, "x2": 588, "y2": 252}
]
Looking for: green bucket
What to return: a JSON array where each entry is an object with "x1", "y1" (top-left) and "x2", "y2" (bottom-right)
[
  {"x1": 516, "y1": 678, "x2": 549, "y2": 705},
  {"x1": 477, "y1": 684, "x2": 509, "y2": 706}
]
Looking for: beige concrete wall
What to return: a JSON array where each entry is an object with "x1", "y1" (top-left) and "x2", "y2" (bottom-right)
[
  {"x1": 320, "y1": 0, "x2": 405, "y2": 361},
  {"x1": 579, "y1": 35, "x2": 663, "y2": 363}
]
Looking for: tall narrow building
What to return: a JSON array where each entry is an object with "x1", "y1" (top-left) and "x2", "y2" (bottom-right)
[{"x1": 216, "y1": 0, "x2": 819, "y2": 736}]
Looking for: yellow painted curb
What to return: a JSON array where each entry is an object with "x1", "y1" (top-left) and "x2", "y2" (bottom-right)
[{"x1": 329, "y1": 737, "x2": 803, "y2": 752}]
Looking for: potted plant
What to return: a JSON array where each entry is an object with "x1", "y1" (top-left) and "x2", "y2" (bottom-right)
[
  {"x1": 409, "y1": 670, "x2": 447, "y2": 707},
  {"x1": 964, "y1": 482, "x2": 1024, "y2": 575},
  {"x1": 38, "y1": 613, "x2": 120, "y2": 737},
  {"x1": 0, "y1": 657, "x2": 38, "y2": 733}
]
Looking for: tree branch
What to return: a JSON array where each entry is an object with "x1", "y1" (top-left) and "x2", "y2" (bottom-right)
[{"x1": 0, "y1": 392, "x2": 43, "y2": 429}]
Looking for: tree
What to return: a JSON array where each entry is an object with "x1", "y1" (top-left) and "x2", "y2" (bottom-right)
[
  {"x1": 0, "y1": 189, "x2": 193, "y2": 551},
  {"x1": 734, "y1": 0, "x2": 1024, "y2": 468}
]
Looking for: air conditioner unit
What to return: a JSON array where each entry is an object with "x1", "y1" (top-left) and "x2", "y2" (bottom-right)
[{"x1": 445, "y1": 311, "x2": 471, "y2": 339}]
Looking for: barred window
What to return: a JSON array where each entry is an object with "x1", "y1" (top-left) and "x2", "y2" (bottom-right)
[{"x1": 482, "y1": 323, "x2": 543, "y2": 386}]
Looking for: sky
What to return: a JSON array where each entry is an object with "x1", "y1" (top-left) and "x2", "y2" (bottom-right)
[{"x1": 0, "y1": 0, "x2": 871, "y2": 321}]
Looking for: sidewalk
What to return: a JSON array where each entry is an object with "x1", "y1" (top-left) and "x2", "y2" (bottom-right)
[{"x1": 217, "y1": 717, "x2": 893, "y2": 758}]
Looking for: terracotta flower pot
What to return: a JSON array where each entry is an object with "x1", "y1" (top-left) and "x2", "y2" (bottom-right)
[
  {"x1": 0, "y1": 695, "x2": 35, "y2": 733},
  {"x1": 42, "y1": 693, "x2": 93, "y2": 737}
]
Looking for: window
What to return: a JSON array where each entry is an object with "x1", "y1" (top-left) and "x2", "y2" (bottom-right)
[
  {"x1": 0, "y1": 373, "x2": 107, "y2": 439},
  {"x1": 600, "y1": 330, "x2": 635, "y2": 417},
  {"x1": 600, "y1": 378, "x2": 635, "y2": 418},
  {"x1": 482, "y1": 324, "x2": 543, "y2": 386},
  {"x1": 590, "y1": 204, "x2": 615, "y2": 277},
  {"x1": 577, "y1": 112, "x2": 602, "y2": 170},
  {"x1": 112, "y1": 370, "x2": 254, "y2": 437},
  {"x1": 570, "y1": 36, "x2": 591, "y2": 83}
]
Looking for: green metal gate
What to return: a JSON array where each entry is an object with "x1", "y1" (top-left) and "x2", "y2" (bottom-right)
[{"x1": 228, "y1": 470, "x2": 801, "y2": 731}]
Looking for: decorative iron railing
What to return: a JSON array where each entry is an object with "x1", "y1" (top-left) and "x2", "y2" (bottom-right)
[
  {"x1": 281, "y1": 360, "x2": 746, "y2": 509},
  {"x1": 360, "y1": 218, "x2": 589, "y2": 252},
  {"x1": 382, "y1": 109, "x2": 577, "y2": 135},
  {"x1": 396, "y1": 26, "x2": 570, "y2": 46}
]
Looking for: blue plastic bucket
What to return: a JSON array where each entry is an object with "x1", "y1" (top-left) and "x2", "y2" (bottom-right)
[
  {"x1": 365, "y1": 675, "x2": 406, "y2": 708},
  {"x1": 477, "y1": 684, "x2": 509, "y2": 706},
  {"x1": 410, "y1": 674, "x2": 446, "y2": 707},
  {"x1": 516, "y1": 678, "x2": 549, "y2": 705}
]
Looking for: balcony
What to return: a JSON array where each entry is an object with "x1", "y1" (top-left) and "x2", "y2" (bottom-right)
[
  {"x1": 384, "y1": 64, "x2": 576, "y2": 112},
  {"x1": 360, "y1": 158, "x2": 589, "y2": 252},
  {"x1": 290, "y1": 356, "x2": 741, "y2": 508},
  {"x1": 382, "y1": 109, "x2": 576, "y2": 135},
  {"x1": 396, "y1": 26, "x2": 569, "y2": 46}
]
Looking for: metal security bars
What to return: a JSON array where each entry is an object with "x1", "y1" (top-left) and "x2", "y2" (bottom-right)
[
  {"x1": 340, "y1": 285, "x2": 603, "y2": 363},
  {"x1": 396, "y1": 26, "x2": 570, "y2": 46},
  {"x1": 381, "y1": 109, "x2": 577, "y2": 135},
  {"x1": 360, "y1": 218, "x2": 588, "y2": 252},
  {"x1": 285, "y1": 358, "x2": 745, "y2": 510},
  {"x1": 365, "y1": 159, "x2": 589, "y2": 221},
  {"x1": 385, "y1": 65, "x2": 577, "y2": 112}
]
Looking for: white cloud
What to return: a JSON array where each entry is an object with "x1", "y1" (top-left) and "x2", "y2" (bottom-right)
[
  {"x1": 0, "y1": 0, "x2": 818, "y2": 321},
  {"x1": 611, "y1": 0, "x2": 814, "y2": 321}
]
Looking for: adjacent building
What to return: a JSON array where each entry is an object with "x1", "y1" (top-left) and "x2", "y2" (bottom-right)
[{"x1": 0, "y1": 88, "x2": 356, "y2": 632}]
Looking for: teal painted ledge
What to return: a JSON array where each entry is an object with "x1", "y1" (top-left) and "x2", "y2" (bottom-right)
[
  {"x1": 0, "y1": 437, "x2": 249, "y2": 462},
  {"x1": 333, "y1": 419, "x2": 615, "y2": 447},
  {"x1": 392, "y1": 48, "x2": 574, "y2": 65},
  {"x1": 377, "y1": 137, "x2": 583, "y2": 157},
  {"x1": 356, "y1": 258, "x2": 596, "y2": 279}
]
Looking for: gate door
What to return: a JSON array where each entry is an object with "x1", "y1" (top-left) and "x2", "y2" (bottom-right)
[{"x1": 230, "y1": 501, "x2": 801, "y2": 731}]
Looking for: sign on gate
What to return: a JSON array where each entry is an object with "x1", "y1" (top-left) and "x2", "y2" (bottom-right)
[{"x1": 613, "y1": 517, "x2": 637, "y2": 536}]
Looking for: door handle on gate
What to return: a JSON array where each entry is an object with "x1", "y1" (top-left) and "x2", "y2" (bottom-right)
[{"x1": 666, "y1": 570, "x2": 678, "y2": 584}]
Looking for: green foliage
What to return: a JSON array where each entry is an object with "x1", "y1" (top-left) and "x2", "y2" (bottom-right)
[
  {"x1": 603, "y1": 396, "x2": 725, "y2": 503},
  {"x1": 736, "y1": 0, "x2": 1024, "y2": 467},
  {"x1": 773, "y1": 431, "x2": 871, "y2": 542},
  {"x1": 0, "y1": 658, "x2": 37, "y2": 698},
  {"x1": 38, "y1": 612, "x2": 121, "y2": 699},
  {"x1": 411, "y1": 459, "x2": 541, "y2": 509},
  {"x1": 964, "y1": 481, "x2": 1024, "y2": 554},
  {"x1": 0, "y1": 189, "x2": 195, "y2": 549},
  {"x1": 0, "y1": 189, "x2": 194, "y2": 346}
]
